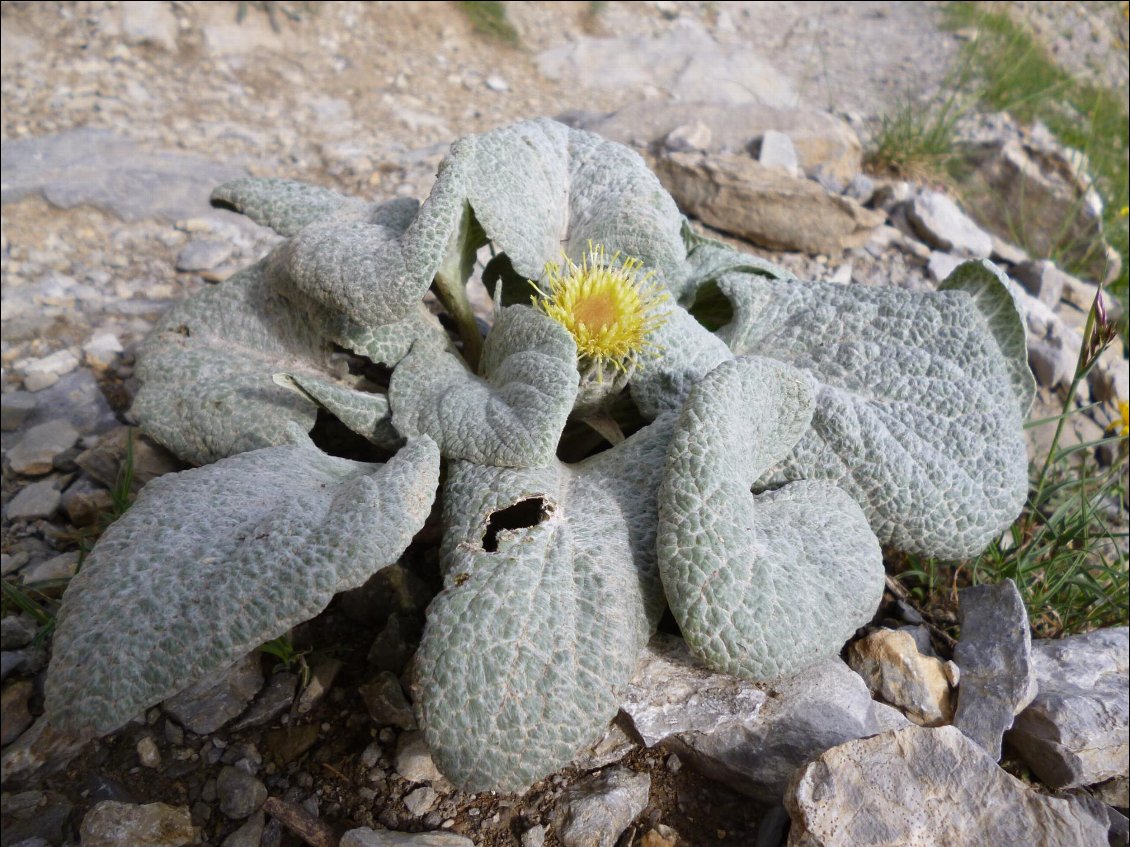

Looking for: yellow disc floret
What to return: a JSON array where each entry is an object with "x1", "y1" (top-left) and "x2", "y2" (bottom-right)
[{"x1": 531, "y1": 243, "x2": 670, "y2": 378}]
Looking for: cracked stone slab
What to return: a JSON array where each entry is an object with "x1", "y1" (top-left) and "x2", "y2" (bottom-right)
[
  {"x1": 621, "y1": 634, "x2": 881, "y2": 801},
  {"x1": 1007, "y1": 627, "x2": 1129, "y2": 790},
  {"x1": 785, "y1": 725, "x2": 1110, "y2": 847},
  {"x1": 952, "y1": 579, "x2": 1037, "y2": 760}
]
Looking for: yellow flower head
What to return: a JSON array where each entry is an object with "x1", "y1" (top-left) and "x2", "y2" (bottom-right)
[
  {"x1": 531, "y1": 243, "x2": 670, "y2": 378},
  {"x1": 1117, "y1": 400, "x2": 1129, "y2": 438}
]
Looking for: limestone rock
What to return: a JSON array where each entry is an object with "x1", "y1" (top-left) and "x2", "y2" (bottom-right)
[
  {"x1": 6, "y1": 419, "x2": 80, "y2": 476},
  {"x1": 847, "y1": 629, "x2": 955, "y2": 727},
  {"x1": 1007, "y1": 628, "x2": 1129, "y2": 790},
  {"x1": 957, "y1": 135, "x2": 1117, "y2": 284},
  {"x1": 952, "y1": 579, "x2": 1037, "y2": 759},
  {"x1": 394, "y1": 731, "x2": 449, "y2": 787},
  {"x1": 5, "y1": 479, "x2": 62, "y2": 521},
  {"x1": 176, "y1": 238, "x2": 233, "y2": 272},
  {"x1": 1, "y1": 392, "x2": 36, "y2": 431},
  {"x1": 907, "y1": 191, "x2": 993, "y2": 258},
  {"x1": 359, "y1": 671, "x2": 416, "y2": 730},
  {"x1": 927, "y1": 251, "x2": 963, "y2": 284},
  {"x1": 1013, "y1": 260, "x2": 1068, "y2": 308},
  {"x1": 553, "y1": 767, "x2": 650, "y2": 847},
  {"x1": 79, "y1": 800, "x2": 196, "y2": 847},
  {"x1": 577, "y1": 101, "x2": 862, "y2": 183},
  {"x1": 340, "y1": 828, "x2": 473, "y2": 847},
  {"x1": 1, "y1": 679, "x2": 35, "y2": 745},
  {"x1": 227, "y1": 671, "x2": 298, "y2": 733},
  {"x1": 758, "y1": 130, "x2": 799, "y2": 177},
  {"x1": 657, "y1": 152, "x2": 883, "y2": 253},
  {"x1": 162, "y1": 652, "x2": 264, "y2": 735},
  {"x1": 785, "y1": 726, "x2": 1110, "y2": 847},
  {"x1": 216, "y1": 765, "x2": 267, "y2": 819},
  {"x1": 622, "y1": 635, "x2": 880, "y2": 800},
  {"x1": 538, "y1": 23, "x2": 796, "y2": 108},
  {"x1": 120, "y1": 1, "x2": 179, "y2": 51},
  {"x1": 0, "y1": 128, "x2": 246, "y2": 224}
]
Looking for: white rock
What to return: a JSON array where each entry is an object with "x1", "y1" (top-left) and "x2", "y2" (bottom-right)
[
  {"x1": 758, "y1": 130, "x2": 799, "y2": 177},
  {"x1": 341, "y1": 828, "x2": 473, "y2": 846},
  {"x1": 5, "y1": 479, "x2": 61, "y2": 521},
  {"x1": 79, "y1": 800, "x2": 196, "y2": 847},
  {"x1": 786, "y1": 726, "x2": 1110, "y2": 847},
  {"x1": 926, "y1": 251, "x2": 964, "y2": 284},
  {"x1": 7, "y1": 419, "x2": 80, "y2": 476},
  {"x1": 137, "y1": 735, "x2": 161, "y2": 768},
  {"x1": 554, "y1": 767, "x2": 650, "y2": 847},
  {"x1": 908, "y1": 191, "x2": 993, "y2": 258},
  {"x1": 952, "y1": 579, "x2": 1037, "y2": 759},
  {"x1": 20, "y1": 552, "x2": 79, "y2": 584},
  {"x1": 484, "y1": 75, "x2": 509, "y2": 92},
  {"x1": 663, "y1": 121, "x2": 713, "y2": 153},
  {"x1": 120, "y1": 1, "x2": 179, "y2": 52},
  {"x1": 403, "y1": 785, "x2": 437, "y2": 817},
  {"x1": 1008, "y1": 627, "x2": 1129, "y2": 789},
  {"x1": 82, "y1": 332, "x2": 124, "y2": 371},
  {"x1": 21, "y1": 349, "x2": 80, "y2": 382},
  {"x1": 622, "y1": 635, "x2": 882, "y2": 800},
  {"x1": 1012, "y1": 259, "x2": 1067, "y2": 308},
  {"x1": 847, "y1": 629, "x2": 955, "y2": 727},
  {"x1": 394, "y1": 731, "x2": 449, "y2": 787}
]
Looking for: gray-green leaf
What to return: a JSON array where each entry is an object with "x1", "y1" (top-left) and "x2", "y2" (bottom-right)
[
  {"x1": 717, "y1": 272, "x2": 1029, "y2": 558},
  {"x1": 658, "y1": 357, "x2": 883, "y2": 679},
  {"x1": 133, "y1": 259, "x2": 366, "y2": 465},
  {"x1": 414, "y1": 416, "x2": 674, "y2": 792},
  {"x1": 388, "y1": 305, "x2": 578, "y2": 467},
  {"x1": 45, "y1": 438, "x2": 441, "y2": 736}
]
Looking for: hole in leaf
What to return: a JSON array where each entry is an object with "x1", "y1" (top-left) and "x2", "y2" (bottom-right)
[
  {"x1": 308, "y1": 409, "x2": 394, "y2": 463},
  {"x1": 482, "y1": 497, "x2": 552, "y2": 552},
  {"x1": 687, "y1": 279, "x2": 734, "y2": 332}
]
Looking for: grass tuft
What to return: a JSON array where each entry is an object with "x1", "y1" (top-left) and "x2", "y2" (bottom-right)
[
  {"x1": 895, "y1": 291, "x2": 1128, "y2": 637},
  {"x1": 458, "y1": 1, "x2": 521, "y2": 46}
]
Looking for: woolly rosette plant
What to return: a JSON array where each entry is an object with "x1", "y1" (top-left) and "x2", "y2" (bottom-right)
[{"x1": 43, "y1": 119, "x2": 1032, "y2": 792}]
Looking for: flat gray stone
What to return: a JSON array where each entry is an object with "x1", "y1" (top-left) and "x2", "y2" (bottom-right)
[
  {"x1": 953, "y1": 579, "x2": 1037, "y2": 760},
  {"x1": 1, "y1": 392, "x2": 36, "y2": 431},
  {"x1": 359, "y1": 671, "x2": 417, "y2": 731},
  {"x1": 79, "y1": 800, "x2": 196, "y2": 847},
  {"x1": 1013, "y1": 259, "x2": 1068, "y2": 308},
  {"x1": 6, "y1": 419, "x2": 79, "y2": 476},
  {"x1": 927, "y1": 251, "x2": 964, "y2": 284},
  {"x1": 5, "y1": 479, "x2": 61, "y2": 521},
  {"x1": 538, "y1": 22, "x2": 796, "y2": 108},
  {"x1": 20, "y1": 552, "x2": 79, "y2": 584},
  {"x1": 163, "y1": 652, "x2": 264, "y2": 735},
  {"x1": 341, "y1": 829, "x2": 473, "y2": 847},
  {"x1": 1028, "y1": 334, "x2": 1075, "y2": 389},
  {"x1": 577, "y1": 100, "x2": 862, "y2": 184},
  {"x1": 22, "y1": 369, "x2": 119, "y2": 434},
  {"x1": 120, "y1": 1, "x2": 178, "y2": 51},
  {"x1": 176, "y1": 238, "x2": 233, "y2": 272},
  {"x1": 216, "y1": 766, "x2": 267, "y2": 820},
  {"x1": 220, "y1": 811, "x2": 265, "y2": 847},
  {"x1": 908, "y1": 190, "x2": 993, "y2": 258},
  {"x1": 227, "y1": 671, "x2": 298, "y2": 733},
  {"x1": 1, "y1": 127, "x2": 246, "y2": 224},
  {"x1": 657, "y1": 151, "x2": 883, "y2": 254},
  {"x1": 622, "y1": 635, "x2": 880, "y2": 800},
  {"x1": 1007, "y1": 628, "x2": 1129, "y2": 790},
  {"x1": 785, "y1": 726, "x2": 1110, "y2": 847},
  {"x1": 553, "y1": 767, "x2": 650, "y2": 847},
  {"x1": 758, "y1": 130, "x2": 799, "y2": 177}
]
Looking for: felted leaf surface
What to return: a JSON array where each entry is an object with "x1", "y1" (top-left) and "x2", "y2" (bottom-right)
[
  {"x1": 211, "y1": 177, "x2": 370, "y2": 237},
  {"x1": 415, "y1": 416, "x2": 675, "y2": 792},
  {"x1": 132, "y1": 262, "x2": 348, "y2": 467},
  {"x1": 629, "y1": 304, "x2": 734, "y2": 418},
  {"x1": 274, "y1": 373, "x2": 400, "y2": 449},
  {"x1": 389, "y1": 305, "x2": 578, "y2": 467},
  {"x1": 716, "y1": 272, "x2": 1029, "y2": 558},
  {"x1": 134, "y1": 259, "x2": 363, "y2": 465},
  {"x1": 45, "y1": 438, "x2": 440, "y2": 736},
  {"x1": 331, "y1": 303, "x2": 455, "y2": 368},
  {"x1": 939, "y1": 259, "x2": 1034, "y2": 415},
  {"x1": 658, "y1": 357, "x2": 884, "y2": 679}
]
